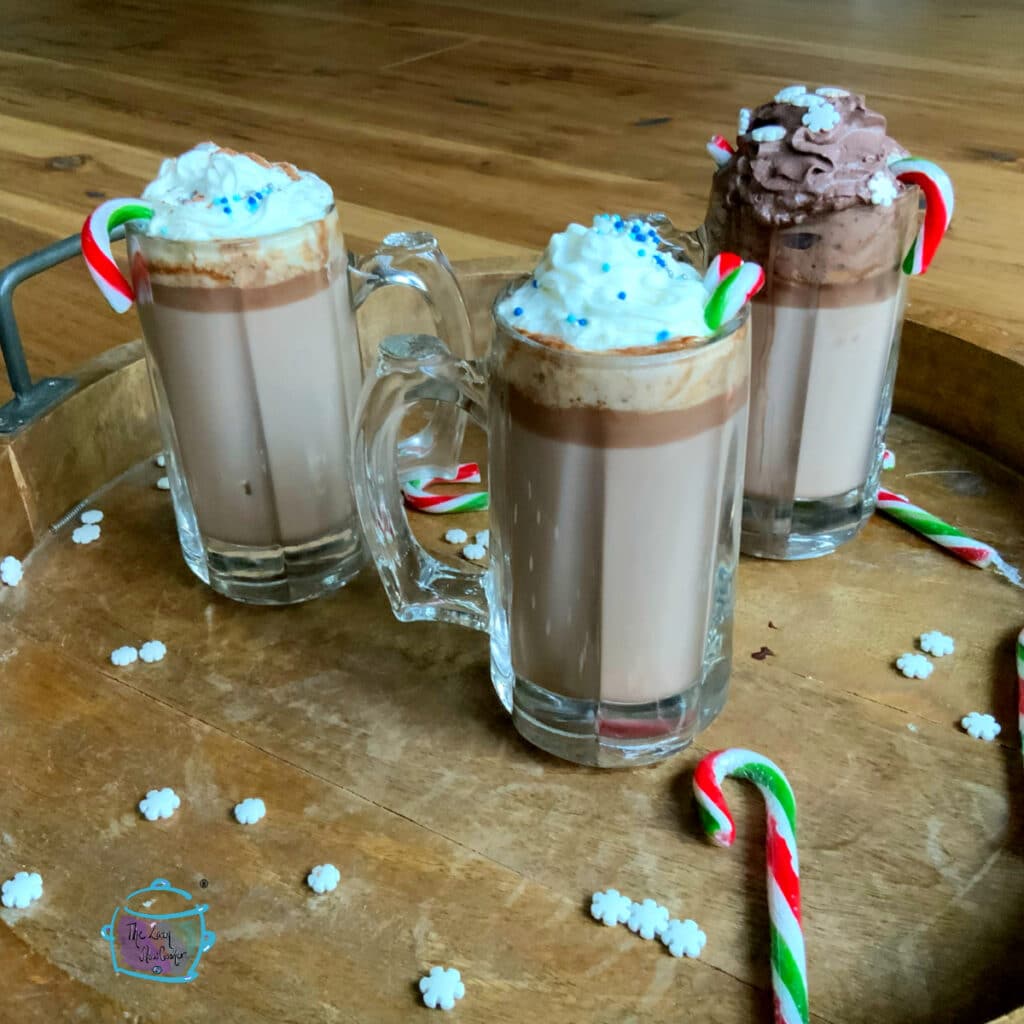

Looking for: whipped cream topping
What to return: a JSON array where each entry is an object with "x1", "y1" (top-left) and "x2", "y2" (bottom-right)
[
  {"x1": 499, "y1": 215, "x2": 714, "y2": 350},
  {"x1": 140, "y1": 142, "x2": 334, "y2": 241}
]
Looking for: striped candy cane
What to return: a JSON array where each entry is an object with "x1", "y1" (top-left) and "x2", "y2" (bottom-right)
[
  {"x1": 876, "y1": 488, "x2": 997, "y2": 568},
  {"x1": 1017, "y1": 627, "x2": 1024, "y2": 758},
  {"x1": 889, "y1": 157, "x2": 954, "y2": 276},
  {"x1": 882, "y1": 447, "x2": 896, "y2": 470},
  {"x1": 401, "y1": 462, "x2": 488, "y2": 514},
  {"x1": 706, "y1": 134, "x2": 735, "y2": 168},
  {"x1": 81, "y1": 198, "x2": 154, "y2": 313},
  {"x1": 694, "y1": 749, "x2": 807, "y2": 1024}
]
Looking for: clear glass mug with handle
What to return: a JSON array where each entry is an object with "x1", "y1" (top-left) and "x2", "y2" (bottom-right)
[
  {"x1": 127, "y1": 210, "x2": 472, "y2": 606},
  {"x1": 677, "y1": 184, "x2": 922, "y2": 559},
  {"x1": 353, "y1": 281, "x2": 751, "y2": 768}
]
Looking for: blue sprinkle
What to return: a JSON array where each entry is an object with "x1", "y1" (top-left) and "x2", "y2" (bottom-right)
[
  {"x1": 637, "y1": 248, "x2": 646, "y2": 257},
  {"x1": 254, "y1": 192, "x2": 263, "y2": 199},
  {"x1": 656, "y1": 329, "x2": 670, "y2": 342},
  {"x1": 223, "y1": 206, "x2": 232, "y2": 214},
  {"x1": 654, "y1": 254, "x2": 666, "y2": 267},
  {"x1": 532, "y1": 278, "x2": 539, "y2": 288},
  {"x1": 578, "y1": 318, "x2": 588, "y2": 326},
  {"x1": 513, "y1": 306, "x2": 523, "y2": 316},
  {"x1": 601, "y1": 262, "x2": 611, "y2": 272},
  {"x1": 217, "y1": 196, "x2": 228, "y2": 204},
  {"x1": 247, "y1": 196, "x2": 258, "y2": 207},
  {"x1": 613, "y1": 218, "x2": 624, "y2": 229},
  {"x1": 567, "y1": 314, "x2": 576, "y2": 324},
  {"x1": 617, "y1": 291, "x2": 626, "y2": 300}
]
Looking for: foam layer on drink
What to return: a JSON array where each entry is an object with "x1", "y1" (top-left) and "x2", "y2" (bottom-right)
[{"x1": 141, "y1": 141, "x2": 333, "y2": 241}]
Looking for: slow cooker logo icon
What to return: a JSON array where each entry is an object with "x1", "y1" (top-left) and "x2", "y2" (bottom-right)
[{"x1": 100, "y1": 878, "x2": 216, "y2": 983}]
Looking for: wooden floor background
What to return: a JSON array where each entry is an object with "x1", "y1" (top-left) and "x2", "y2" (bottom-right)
[{"x1": 1, "y1": 0, "x2": 1023, "y2": 404}]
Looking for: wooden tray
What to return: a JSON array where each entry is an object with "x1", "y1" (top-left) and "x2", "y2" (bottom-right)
[{"x1": 1, "y1": 261, "x2": 1023, "y2": 1024}]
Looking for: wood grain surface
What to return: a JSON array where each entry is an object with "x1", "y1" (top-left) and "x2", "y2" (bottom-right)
[
  {"x1": 1, "y1": 0, "x2": 1023, "y2": 403},
  {"x1": 2, "y1": 4, "x2": 1024, "y2": 1022},
  {"x1": 2, "y1": 258, "x2": 1024, "y2": 1021}
]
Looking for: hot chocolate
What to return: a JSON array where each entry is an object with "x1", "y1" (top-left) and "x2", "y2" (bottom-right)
[
  {"x1": 128, "y1": 143, "x2": 365, "y2": 602},
  {"x1": 704, "y1": 87, "x2": 922, "y2": 558},
  {"x1": 488, "y1": 215, "x2": 753, "y2": 760}
]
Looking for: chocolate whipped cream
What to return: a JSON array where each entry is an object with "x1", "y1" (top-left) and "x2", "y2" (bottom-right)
[{"x1": 719, "y1": 89, "x2": 907, "y2": 226}]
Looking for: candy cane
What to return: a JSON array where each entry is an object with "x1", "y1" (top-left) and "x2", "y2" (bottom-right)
[
  {"x1": 706, "y1": 134, "x2": 735, "y2": 168},
  {"x1": 703, "y1": 252, "x2": 742, "y2": 292},
  {"x1": 81, "y1": 198, "x2": 154, "y2": 313},
  {"x1": 694, "y1": 749, "x2": 807, "y2": 1024},
  {"x1": 401, "y1": 462, "x2": 489, "y2": 514},
  {"x1": 888, "y1": 158, "x2": 954, "y2": 276},
  {"x1": 1016, "y1": 627, "x2": 1024, "y2": 758},
  {"x1": 882, "y1": 447, "x2": 896, "y2": 470},
  {"x1": 704, "y1": 259, "x2": 765, "y2": 331}
]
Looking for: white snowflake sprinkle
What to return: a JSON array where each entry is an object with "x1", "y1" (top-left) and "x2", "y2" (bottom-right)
[
  {"x1": 1, "y1": 871, "x2": 43, "y2": 909},
  {"x1": 80, "y1": 509, "x2": 103, "y2": 525},
  {"x1": 751, "y1": 125, "x2": 786, "y2": 143},
  {"x1": 110, "y1": 645, "x2": 138, "y2": 667},
  {"x1": 1, "y1": 555, "x2": 23, "y2": 587},
  {"x1": 961, "y1": 712, "x2": 1001, "y2": 741},
  {"x1": 896, "y1": 653, "x2": 933, "y2": 679},
  {"x1": 72, "y1": 524, "x2": 101, "y2": 545},
  {"x1": 444, "y1": 528, "x2": 468, "y2": 544},
  {"x1": 419, "y1": 966, "x2": 465, "y2": 1011},
  {"x1": 738, "y1": 107, "x2": 751, "y2": 134},
  {"x1": 919, "y1": 630, "x2": 954, "y2": 657},
  {"x1": 462, "y1": 543, "x2": 486, "y2": 562},
  {"x1": 868, "y1": 171, "x2": 899, "y2": 206},
  {"x1": 590, "y1": 889, "x2": 631, "y2": 926},
  {"x1": 233, "y1": 797, "x2": 266, "y2": 825},
  {"x1": 139, "y1": 787, "x2": 180, "y2": 821},
  {"x1": 774, "y1": 84, "x2": 808, "y2": 102},
  {"x1": 802, "y1": 102, "x2": 841, "y2": 133},
  {"x1": 156, "y1": 476, "x2": 170, "y2": 491},
  {"x1": 139, "y1": 640, "x2": 167, "y2": 664},
  {"x1": 661, "y1": 918, "x2": 707, "y2": 958},
  {"x1": 154, "y1": 453, "x2": 167, "y2": 468},
  {"x1": 307, "y1": 863, "x2": 340, "y2": 894},
  {"x1": 474, "y1": 530, "x2": 490, "y2": 547},
  {"x1": 627, "y1": 898, "x2": 669, "y2": 940},
  {"x1": 791, "y1": 93, "x2": 825, "y2": 109}
]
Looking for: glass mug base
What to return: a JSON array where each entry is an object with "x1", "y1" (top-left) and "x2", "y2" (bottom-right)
[
  {"x1": 740, "y1": 485, "x2": 873, "y2": 560},
  {"x1": 182, "y1": 531, "x2": 365, "y2": 606},
  {"x1": 505, "y1": 657, "x2": 731, "y2": 768}
]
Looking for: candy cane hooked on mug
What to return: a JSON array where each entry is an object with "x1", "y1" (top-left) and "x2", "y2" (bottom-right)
[
  {"x1": 888, "y1": 158, "x2": 954, "y2": 276},
  {"x1": 694, "y1": 748, "x2": 808, "y2": 1024},
  {"x1": 80, "y1": 198, "x2": 155, "y2": 313}
]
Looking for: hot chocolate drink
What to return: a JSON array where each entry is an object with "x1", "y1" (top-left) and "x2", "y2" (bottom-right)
[
  {"x1": 127, "y1": 143, "x2": 364, "y2": 602},
  {"x1": 704, "y1": 87, "x2": 922, "y2": 558},
  {"x1": 488, "y1": 215, "x2": 753, "y2": 761}
]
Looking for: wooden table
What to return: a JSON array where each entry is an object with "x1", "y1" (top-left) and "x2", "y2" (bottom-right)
[{"x1": 2, "y1": 3, "x2": 1024, "y2": 1022}]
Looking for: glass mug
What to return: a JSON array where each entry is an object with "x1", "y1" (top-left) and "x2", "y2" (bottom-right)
[
  {"x1": 353, "y1": 284, "x2": 751, "y2": 767},
  {"x1": 128, "y1": 211, "x2": 471, "y2": 606},
  {"x1": 679, "y1": 188, "x2": 921, "y2": 558}
]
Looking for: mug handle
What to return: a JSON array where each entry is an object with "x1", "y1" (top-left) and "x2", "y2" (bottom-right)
[
  {"x1": 352, "y1": 333, "x2": 489, "y2": 631},
  {"x1": 352, "y1": 232, "x2": 474, "y2": 478}
]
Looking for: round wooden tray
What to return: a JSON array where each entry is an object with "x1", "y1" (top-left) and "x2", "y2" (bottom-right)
[{"x1": 1, "y1": 262, "x2": 1023, "y2": 1024}]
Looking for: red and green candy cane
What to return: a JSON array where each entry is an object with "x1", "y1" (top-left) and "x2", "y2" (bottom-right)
[
  {"x1": 400, "y1": 462, "x2": 489, "y2": 514},
  {"x1": 81, "y1": 198, "x2": 155, "y2": 313},
  {"x1": 888, "y1": 157, "x2": 954, "y2": 276},
  {"x1": 703, "y1": 256, "x2": 766, "y2": 332},
  {"x1": 694, "y1": 748, "x2": 808, "y2": 1024}
]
